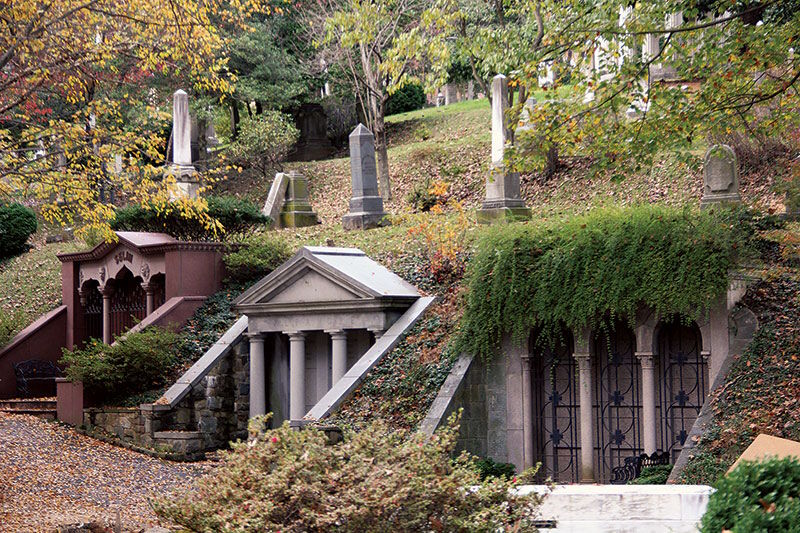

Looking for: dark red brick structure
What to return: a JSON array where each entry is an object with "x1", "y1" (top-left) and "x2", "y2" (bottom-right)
[{"x1": 0, "y1": 232, "x2": 227, "y2": 399}]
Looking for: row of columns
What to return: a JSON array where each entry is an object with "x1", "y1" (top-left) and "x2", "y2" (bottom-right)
[
  {"x1": 248, "y1": 328, "x2": 383, "y2": 422},
  {"x1": 519, "y1": 338, "x2": 672, "y2": 483}
]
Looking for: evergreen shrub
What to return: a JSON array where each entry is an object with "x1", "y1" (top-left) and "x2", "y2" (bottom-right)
[
  {"x1": 700, "y1": 458, "x2": 800, "y2": 533},
  {"x1": 154, "y1": 414, "x2": 539, "y2": 532},
  {"x1": 455, "y1": 205, "x2": 753, "y2": 361},
  {"x1": 61, "y1": 326, "x2": 180, "y2": 403},
  {"x1": 475, "y1": 457, "x2": 517, "y2": 480},
  {"x1": 112, "y1": 196, "x2": 269, "y2": 240},
  {"x1": 223, "y1": 234, "x2": 292, "y2": 283},
  {"x1": 0, "y1": 203, "x2": 37, "y2": 258},
  {"x1": 387, "y1": 83, "x2": 426, "y2": 116},
  {"x1": 627, "y1": 465, "x2": 672, "y2": 485}
]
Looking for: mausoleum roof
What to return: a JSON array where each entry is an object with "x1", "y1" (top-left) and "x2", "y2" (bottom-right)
[
  {"x1": 234, "y1": 246, "x2": 419, "y2": 314},
  {"x1": 57, "y1": 231, "x2": 225, "y2": 263}
]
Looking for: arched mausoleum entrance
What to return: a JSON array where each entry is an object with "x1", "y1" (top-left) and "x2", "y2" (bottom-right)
[
  {"x1": 107, "y1": 267, "x2": 147, "y2": 338},
  {"x1": 530, "y1": 331, "x2": 579, "y2": 483},
  {"x1": 592, "y1": 323, "x2": 643, "y2": 483},
  {"x1": 656, "y1": 318, "x2": 707, "y2": 462}
]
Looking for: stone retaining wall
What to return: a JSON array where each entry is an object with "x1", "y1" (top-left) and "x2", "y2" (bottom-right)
[{"x1": 82, "y1": 335, "x2": 250, "y2": 460}]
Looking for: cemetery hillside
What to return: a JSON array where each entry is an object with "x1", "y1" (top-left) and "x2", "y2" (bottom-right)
[{"x1": 0, "y1": 1, "x2": 799, "y2": 531}]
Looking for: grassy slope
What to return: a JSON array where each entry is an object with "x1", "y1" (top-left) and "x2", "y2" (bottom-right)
[{"x1": 1, "y1": 101, "x2": 797, "y2": 482}]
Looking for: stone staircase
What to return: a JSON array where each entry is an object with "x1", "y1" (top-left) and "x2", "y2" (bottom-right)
[{"x1": 0, "y1": 398, "x2": 57, "y2": 420}]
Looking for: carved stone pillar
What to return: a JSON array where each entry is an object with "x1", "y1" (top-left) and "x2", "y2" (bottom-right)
[
  {"x1": 142, "y1": 282, "x2": 155, "y2": 316},
  {"x1": 521, "y1": 355, "x2": 534, "y2": 470},
  {"x1": 101, "y1": 286, "x2": 113, "y2": 344},
  {"x1": 574, "y1": 352, "x2": 595, "y2": 483},
  {"x1": 248, "y1": 333, "x2": 266, "y2": 418},
  {"x1": 369, "y1": 328, "x2": 385, "y2": 343},
  {"x1": 287, "y1": 331, "x2": 307, "y2": 423},
  {"x1": 637, "y1": 352, "x2": 657, "y2": 454},
  {"x1": 327, "y1": 330, "x2": 348, "y2": 385}
]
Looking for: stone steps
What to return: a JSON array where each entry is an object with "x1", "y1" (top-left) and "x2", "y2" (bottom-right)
[
  {"x1": 0, "y1": 398, "x2": 57, "y2": 420},
  {"x1": 519, "y1": 484, "x2": 714, "y2": 532}
]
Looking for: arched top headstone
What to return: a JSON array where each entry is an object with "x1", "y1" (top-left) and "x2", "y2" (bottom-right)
[{"x1": 701, "y1": 144, "x2": 741, "y2": 207}]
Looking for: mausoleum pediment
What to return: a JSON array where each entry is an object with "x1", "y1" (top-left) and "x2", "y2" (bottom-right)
[{"x1": 234, "y1": 246, "x2": 419, "y2": 314}]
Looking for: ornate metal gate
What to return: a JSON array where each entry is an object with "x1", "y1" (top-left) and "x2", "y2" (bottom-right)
[
  {"x1": 83, "y1": 282, "x2": 103, "y2": 341},
  {"x1": 657, "y1": 320, "x2": 707, "y2": 462},
  {"x1": 593, "y1": 325, "x2": 643, "y2": 483},
  {"x1": 531, "y1": 334, "x2": 580, "y2": 483},
  {"x1": 109, "y1": 270, "x2": 147, "y2": 339}
]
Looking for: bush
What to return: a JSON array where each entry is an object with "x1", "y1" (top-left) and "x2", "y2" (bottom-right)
[
  {"x1": 61, "y1": 326, "x2": 180, "y2": 403},
  {"x1": 700, "y1": 458, "x2": 800, "y2": 533},
  {"x1": 455, "y1": 205, "x2": 754, "y2": 361},
  {"x1": 223, "y1": 234, "x2": 292, "y2": 283},
  {"x1": 112, "y1": 196, "x2": 269, "y2": 240},
  {"x1": 154, "y1": 414, "x2": 539, "y2": 532},
  {"x1": 475, "y1": 457, "x2": 516, "y2": 480},
  {"x1": 0, "y1": 203, "x2": 37, "y2": 258},
  {"x1": 387, "y1": 83, "x2": 426, "y2": 116},
  {"x1": 226, "y1": 111, "x2": 299, "y2": 178},
  {"x1": 628, "y1": 465, "x2": 672, "y2": 485}
]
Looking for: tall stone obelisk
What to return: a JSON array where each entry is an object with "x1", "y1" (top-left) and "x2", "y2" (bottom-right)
[
  {"x1": 477, "y1": 74, "x2": 531, "y2": 224},
  {"x1": 342, "y1": 124, "x2": 387, "y2": 230},
  {"x1": 169, "y1": 89, "x2": 200, "y2": 198}
]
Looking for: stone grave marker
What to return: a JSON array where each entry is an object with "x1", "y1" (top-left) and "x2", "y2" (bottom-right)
[
  {"x1": 168, "y1": 89, "x2": 200, "y2": 199},
  {"x1": 342, "y1": 124, "x2": 387, "y2": 230},
  {"x1": 701, "y1": 144, "x2": 741, "y2": 207},
  {"x1": 262, "y1": 171, "x2": 319, "y2": 228},
  {"x1": 477, "y1": 74, "x2": 531, "y2": 224}
]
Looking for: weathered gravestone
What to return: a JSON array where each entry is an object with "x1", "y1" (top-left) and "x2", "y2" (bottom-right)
[
  {"x1": 262, "y1": 171, "x2": 319, "y2": 228},
  {"x1": 168, "y1": 89, "x2": 200, "y2": 199},
  {"x1": 701, "y1": 144, "x2": 741, "y2": 208},
  {"x1": 342, "y1": 124, "x2": 388, "y2": 230},
  {"x1": 477, "y1": 74, "x2": 531, "y2": 224},
  {"x1": 289, "y1": 103, "x2": 335, "y2": 162}
]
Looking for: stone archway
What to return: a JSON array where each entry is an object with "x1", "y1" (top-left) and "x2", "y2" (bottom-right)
[
  {"x1": 656, "y1": 318, "x2": 706, "y2": 462},
  {"x1": 107, "y1": 267, "x2": 146, "y2": 340}
]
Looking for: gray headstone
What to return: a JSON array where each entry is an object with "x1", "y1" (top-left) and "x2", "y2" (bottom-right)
[
  {"x1": 342, "y1": 124, "x2": 387, "y2": 230},
  {"x1": 701, "y1": 144, "x2": 741, "y2": 207}
]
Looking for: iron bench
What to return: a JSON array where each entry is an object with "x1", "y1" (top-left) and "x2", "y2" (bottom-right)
[
  {"x1": 13, "y1": 359, "x2": 62, "y2": 397},
  {"x1": 610, "y1": 451, "x2": 671, "y2": 484}
]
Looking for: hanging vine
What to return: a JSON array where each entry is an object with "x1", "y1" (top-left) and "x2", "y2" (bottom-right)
[{"x1": 454, "y1": 205, "x2": 757, "y2": 361}]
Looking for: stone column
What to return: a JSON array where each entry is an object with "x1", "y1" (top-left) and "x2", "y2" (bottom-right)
[
  {"x1": 477, "y1": 74, "x2": 530, "y2": 224},
  {"x1": 101, "y1": 286, "x2": 113, "y2": 344},
  {"x1": 248, "y1": 333, "x2": 266, "y2": 419},
  {"x1": 287, "y1": 331, "x2": 306, "y2": 423},
  {"x1": 169, "y1": 89, "x2": 199, "y2": 198},
  {"x1": 142, "y1": 283, "x2": 155, "y2": 316},
  {"x1": 637, "y1": 352, "x2": 657, "y2": 454},
  {"x1": 521, "y1": 355, "x2": 534, "y2": 469},
  {"x1": 573, "y1": 327, "x2": 594, "y2": 483},
  {"x1": 369, "y1": 328, "x2": 385, "y2": 343},
  {"x1": 327, "y1": 330, "x2": 348, "y2": 384}
]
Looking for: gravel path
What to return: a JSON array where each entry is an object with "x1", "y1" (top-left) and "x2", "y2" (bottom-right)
[{"x1": 0, "y1": 413, "x2": 212, "y2": 532}]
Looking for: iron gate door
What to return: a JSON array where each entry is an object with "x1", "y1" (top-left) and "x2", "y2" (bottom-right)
[
  {"x1": 593, "y1": 325, "x2": 643, "y2": 483},
  {"x1": 531, "y1": 334, "x2": 580, "y2": 483},
  {"x1": 657, "y1": 320, "x2": 707, "y2": 462}
]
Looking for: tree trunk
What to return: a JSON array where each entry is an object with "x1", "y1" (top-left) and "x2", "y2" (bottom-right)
[
  {"x1": 371, "y1": 94, "x2": 391, "y2": 201},
  {"x1": 230, "y1": 102, "x2": 240, "y2": 140},
  {"x1": 255, "y1": 101, "x2": 263, "y2": 115}
]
